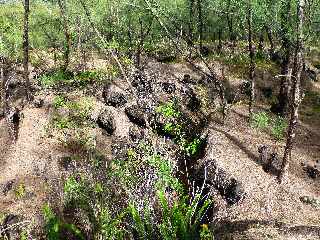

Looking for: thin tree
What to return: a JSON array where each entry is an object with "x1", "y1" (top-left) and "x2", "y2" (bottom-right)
[
  {"x1": 58, "y1": 0, "x2": 71, "y2": 72},
  {"x1": 197, "y1": 0, "x2": 203, "y2": 52},
  {"x1": 0, "y1": 56, "x2": 4, "y2": 113},
  {"x1": 276, "y1": 0, "x2": 293, "y2": 116},
  {"x1": 247, "y1": 0, "x2": 255, "y2": 118},
  {"x1": 279, "y1": 0, "x2": 305, "y2": 183},
  {"x1": 23, "y1": 0, "x2": 31, "y2": 101}
]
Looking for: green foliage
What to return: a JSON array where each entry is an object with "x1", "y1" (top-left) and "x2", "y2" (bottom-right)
[
  {"x1": 251, "y1": 112, "x2": 288, "y2": 141},
  {"x1": 43, "y1": 204, "x2": 84, "y2": 240},
  {"x1": 98, "y1": 207, "x2": 127, "y2": 240},
  {"x1": 271, "y1": 116, "x2": 288, "y2": 141},
  {"x1": 64, "y1": 176, "x2": 84, "y2": 201},
  {"x1": 148, "y1": 154, "x2": 183, "y2": 193},
  {"x1": 50, "y1": 96, "x2": 94, "y2": 149},
  {"x1": 183, "y1": 138, "x2": 202, "y2": 157},
  {"x1": 128, "y1": 191, "x2": 212, "y2": 240},
  {"x1": 157, "y1": 191, "x2": 212, "y2": 240},
  {"x1": 251, "y1": 112, "x2": 270, "y2": 130},
  {"x1": 156, "y1": 101, "x2": 181, "y2": 118},
  {"x1": 15, "y1": 183, "x2": 26, "y2": 199},
  {"x1": 52, "y1": 95, "x2": 67, "y2": 109},
  {"x1": 39, "y1": 70, "x2": 107, "y2": 88},
  {"x1": 39, "y1": 70, "x2": 73, "y2": 88}
]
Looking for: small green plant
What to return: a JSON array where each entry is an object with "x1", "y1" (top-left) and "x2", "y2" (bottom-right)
[
  {"x1": 98, "y1": 207, "x2": 127, "y2": 239},
  {"x1": 148, "y1": 154, "x2": 183, "y2": 193},
  {"x1": 64, "y1": 176, "x2": 84, "y2": 202},
  {"x1": 251, "y1": 112, "x2": 270, "y2": 129},
  {"x1": 43, "y1": 204, "x2": 84, "y2": 240},
  {"x1": 271, "y1": 116, "x2": 288, "y2": 141},
  {"x1": 39, "y1": 69, "x2": 73, "y2": 88},
  {"x1": 164, "y1": 122, "x2": 182, "y2": 136},
  {"x1": 200, "y1": 224, "x2": 214, "y2": 240},
  {"x1": 15, "y1": 183, "x2": 26, "y2": 199},
  {"x1": 184, "y1": 138, "x2": 202, "y2": 156},
  {"x1": 156, "y1": 101, "x2": 181, "y2": 118},
  {"x1": 52, "y1": 95, "x2": 67, "y2": 109},
  {"x1": 128, "y1": 191, "x2": 212, "y2": 240}
]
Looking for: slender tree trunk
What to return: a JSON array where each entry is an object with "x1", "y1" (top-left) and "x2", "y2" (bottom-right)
[
  {"x1": 279, "y1": 0, "x2": 305, "y2": 184},
  {"x1": 247, "y1": 0, "x2": 255, "y2": 118},
  {"x1": 58, "y1": 0, "x2": 71, "y2": 72},
  {"x1": 197, "y1": 0, "x2": 203, "y2": 52},
  {"x1": 277, "y1": 0, "x2": 293, "y2": 116},
  {"x1": 0, "y1": 56, "x2": 4, "y2": 113},
  {"x1": 188, "y1": 0, "x2": 195, "y2": 45},
  {"x1": 265, "y1": 26, "x2": 274, "y2": 55},
  {"x1": 218, "y1": 28, "x2": 222, "y2": 53},
  {"x1": 23, "y1": 0, "x2": 31, "y2": 101},
  {"x1": 258, "y1": 32, "x2": 264, "y2": 52}
]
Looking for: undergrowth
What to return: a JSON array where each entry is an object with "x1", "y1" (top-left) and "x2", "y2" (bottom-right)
[{"x1": 251, "y1": 111, "x2": 288, "y2": 141}]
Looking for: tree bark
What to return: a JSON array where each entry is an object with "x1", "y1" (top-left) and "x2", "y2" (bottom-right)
[
  {"x1": 247, "y1": 0, "x2": 255, "y2": 118},
  {"x1": 23, "y1": 0, "x2": 31, "y2": 101},
  {"x1": 265, "y1": 26, "x2": 274, "y2": 55},
  {"x1": 279, "y1": 0, "x2": 305, "y2": 184},
  {"x1": 58, "y1": 0, "x2": 72, "y2": 72},
  {"x1": 277, "y1": 0, "x2": 293, "y2": 116},
  {"x1": 0, "y1": 56, "x2": 4, "y2": 113},
  {"x1": 197, "y1": 0, "x2": 203, "y2": 51},
  {"x1": 188, "y1": 0, "x2": 195, "y2": 45}
]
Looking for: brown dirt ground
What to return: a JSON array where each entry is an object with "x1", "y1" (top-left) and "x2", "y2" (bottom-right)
[{"x1": 0, "y1": 59, "x2": 319, "y2": 239}]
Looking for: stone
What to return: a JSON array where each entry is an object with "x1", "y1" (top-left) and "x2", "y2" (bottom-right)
[
  {"x1": 97, "y1": 110, "x2": 115, "y2": 135},
  {"x1": 181, "y1": 86, "x2": 201, "y2": 112},
  {"x1": 33, "y1": 98, "x2": 44, "y2": 108},
  {"x1": 129, "y1": 126, "x2": 145, "y2": 142},
  {"x1": 302, "y1": 160, "x2": 320, "y2": 179},
  {"x1": 125, "y1": 105, "x2": 146, "y2": 128},
  {"x1": 1, "y1": 214, "x2": 22, "y2": 239},
  {"x1": 161, "y1": 82, "x2": 176, "y2": 94},
  {"x1": 131, "y1": 71, "x2": 152, "y2": 94},
  {"x1": 58, "y1": 156, "x2": 74, "y2": 171},
  {"x1": 104, "y1": 92, "x2": 127, "y2": 108},
  {"x1": 2, "y1": 180, "x2": 15, "y2": 196}
]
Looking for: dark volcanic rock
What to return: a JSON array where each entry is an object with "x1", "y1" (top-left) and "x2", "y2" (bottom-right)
[
  {"x1": 125, "y1": 105, "x2": 146, "y2": 128},
  {"x1": 195, "y1": 160, "x2": 246, "y2": 205},
  {"x1": 302, "y1": 160, "x2": 320, "y2": 179},
  {"x1": 33, "y1": 98, "x2": 44, "y2": 108},
  {"x1": 58, "y1": 156, "x2": 74, "y2": 171},
  {"x1": 1, "y1": 214, "x2": 22, "y2": 239},
  {"x1": 104, "y1": 92, "x2": 127, "y2": 108},
  {"x1": 97, "y1": 110, "x2": 115, "y2": 135},
  {"x1": 2, "y1": 179, "x2": 15, "y2": 196},
  {"x1": 181, "y1": 86, "x2": 201, "y2": 112},
  {"x1": 161, "y1": 82, "x2": 176, "y2": 94},
  {"x1": 129, "y1": 126, "x2": 145, "y2": 142},
  {"x1": 131, "y1": 71, "x2": 152, "y2": 94}
]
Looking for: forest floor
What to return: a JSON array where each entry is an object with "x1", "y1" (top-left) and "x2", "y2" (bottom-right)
[{"x1": 0, "y1": 53, "x2": 320, "y2": 239}]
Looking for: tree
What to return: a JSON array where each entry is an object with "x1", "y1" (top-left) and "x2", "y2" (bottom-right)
[
  {"x1": 275, "y1": 0, "x2": 294, "y2": 116},
  {"x1": 279, "y1": 0, "x2": 306, "y2": 183},
  {"x1": 23, "y1": 0, "x2": 31, "y2": 101},
  {"x1": 57, "y1": 0, "x2": 71, "y2": 72},
  {"x1": 247, "y1": 0, "x2": 255, "y2": 118}
]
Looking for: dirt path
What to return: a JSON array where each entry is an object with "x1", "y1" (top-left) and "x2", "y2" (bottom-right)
[{"x1": 207, "y1": 105, "x2": 320, "y2": 228}]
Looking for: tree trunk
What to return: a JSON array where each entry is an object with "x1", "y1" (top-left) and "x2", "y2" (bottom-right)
[
  {"x1": 188, "y1": 0, "x2": 195, "y2": 45},
  {"x1": 197, "y1": 0, "x2": 203, "y2": 52},
  {"x1": 23, "y1": 0, "x2": 31, "y2": 101},
  {"x1": 279, "y1": 0, "x2": 305, "y2": 184},
  {"x1": 0, "y1": 56, "x2": 4, "y2": 113},
  {"x1": 258, "y1": 32, "x2": 264, "y2": 52},
  {"x1": 277, "y1": 0, "x2": 293, "y2": 116},
  {"x1": 265, "y1": 26, "x2": 274, "y2": 55},
  {"x1": 247, "y1": 0, "x2": 255, "y2": 118},
  {"x1": 58, "y1": 0, "x2": 72, "y2": 72}
]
